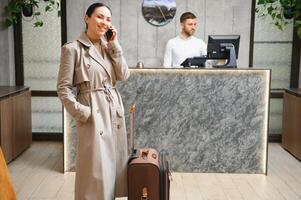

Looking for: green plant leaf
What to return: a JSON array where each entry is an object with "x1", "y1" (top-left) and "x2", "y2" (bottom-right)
[
  {"x1": 4, "y1": 18, "x2": 14, "y2": 27},
  {"x1": 256, "y1": 0, "x2": 301, "y2": 38},
  {"x1": 258, "y1": 0, "x2": 265, "y2": 5},
  {"x1": 272, "y1": 12, "x2": 276, "y2": 19},
  {"x1": 276, "y1": 13, "x2": 282, "y2": 19},
  {"x1": 267, "y1": 6, "x2": 274, "y2": 14},
  {"x1": 34, "y1": 21, "x2": 43, "y2": 27},
  {"x1": 3, "y1": 0, "x2": 61, "y2": 29},
  {"x1": 295, "y1": 19, "x2": 301, "y2": 26},
  {"x1": 45, "y1": 5, "x2": 51, "y2": 12}
]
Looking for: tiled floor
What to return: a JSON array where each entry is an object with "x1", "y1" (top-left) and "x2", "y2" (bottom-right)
[{"x1": 8, "y1": 142, "x2": 301, "y2": 200}]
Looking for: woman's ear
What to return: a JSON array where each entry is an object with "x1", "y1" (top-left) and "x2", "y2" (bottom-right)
[{"x1": 84, "y1": 15, "x2": 89, "y2": 26}]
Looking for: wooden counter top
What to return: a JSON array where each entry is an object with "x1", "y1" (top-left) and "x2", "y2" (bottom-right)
[
  {"x1": 285, "y1": 88, "x2": 301, "y2": 98},
  {"x1": 0, "y1": 86, "x2": 30, "y2": 99}
]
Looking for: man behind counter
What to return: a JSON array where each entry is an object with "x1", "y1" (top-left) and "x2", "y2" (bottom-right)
[{"x1": 163, "y1": 12, "x2": 207, "y2": 68}]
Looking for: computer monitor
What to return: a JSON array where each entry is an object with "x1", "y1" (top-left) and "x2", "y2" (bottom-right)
[{"x1": 207, "y1": 35, "x2": 240, "y2": 68}]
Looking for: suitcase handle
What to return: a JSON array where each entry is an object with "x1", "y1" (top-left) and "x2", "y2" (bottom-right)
[
  {"x1": 141, "y1": 187, "x2": 148, "y2": 200},
  {"x1": 141, "y1": 149, "x2": 158, "y2": 161}
]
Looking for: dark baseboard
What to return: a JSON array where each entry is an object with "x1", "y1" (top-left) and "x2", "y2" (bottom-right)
[
  {"x1": 268, "y1": 134, "x2": 282, "y2": 143},
  {"x1": 32, "y1": 132, "x2": 281, "y2": 143},
  {"x1": 32, "y1": 132, "x2": 63, "y2": 141}
]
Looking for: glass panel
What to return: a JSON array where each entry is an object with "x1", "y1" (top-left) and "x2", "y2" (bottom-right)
[
  {"x1": 269, "y1": 99, "x2": 283, "y2": 134},
  {"x1": 253, "y1": 43, "x2": 292, "y2": 89},
  {"x1": 254, "y1": 13, "x2": 293, "y2": 42},
  {"x1": 255, "y1": 2, "x2": 292, "y2": 136},
  {"x1": 32, "y1": 97, "x2": 62, "y2": 133},
  {"x1": 254, "y1": 1, "x2": 293, "y2": 90},
  {"x1": 22, "y1": 2, "x2": 62, "y2": 133},
  {"x1": 22, "y1": 1, "x2": 61, "y2": 91}
]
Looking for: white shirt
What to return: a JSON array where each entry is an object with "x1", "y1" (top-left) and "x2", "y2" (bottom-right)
[{"x1": 163, "y1": 35, "x2": 207, "y2": 68}]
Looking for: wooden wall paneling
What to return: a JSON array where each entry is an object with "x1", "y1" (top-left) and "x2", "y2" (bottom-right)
[
  {"x1": 25, "y1": 91, "x2": 32, "y2": 146},
  {"x1": 12, "y1": 91, "x2": 32, "y2": 157},
  {"x1": 13, "y1": 92, "x2": 25, "y2": 157},
  {"x1": 282, "y1": 93, "x2": 301, "y2": 159},
  {"x1": 0, "y1": 98, "x2": 14, "y2": 162},
  {"x1": 282, "y1": 93, "x2": 289, "y2": 147}
]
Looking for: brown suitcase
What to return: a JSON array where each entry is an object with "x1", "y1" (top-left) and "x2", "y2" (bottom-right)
[{"x1": 127, "y1": 103, "x2": 171, "y2": 200}]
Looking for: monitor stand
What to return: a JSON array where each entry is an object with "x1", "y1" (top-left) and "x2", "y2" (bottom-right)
[{"x1": 213, "y1": 43, "x2": 237, "y2": 68}]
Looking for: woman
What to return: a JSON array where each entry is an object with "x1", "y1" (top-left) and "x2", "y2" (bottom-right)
[{"x1": 57, "y1": 3, "x2": 129, "y2": 200}]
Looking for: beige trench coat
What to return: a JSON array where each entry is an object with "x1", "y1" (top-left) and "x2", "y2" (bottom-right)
[{"x1": 57, "y1": 33, "x2": 130, "y2": 200}]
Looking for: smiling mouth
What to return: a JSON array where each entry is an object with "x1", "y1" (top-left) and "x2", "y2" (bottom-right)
[{"x1": 97, "y1": 27, "x2": 107, "y2": 32}]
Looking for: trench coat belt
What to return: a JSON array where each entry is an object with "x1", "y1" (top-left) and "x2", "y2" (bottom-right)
[{"x1": 79, "y1": 86, "x2": 116, "y2": 104}]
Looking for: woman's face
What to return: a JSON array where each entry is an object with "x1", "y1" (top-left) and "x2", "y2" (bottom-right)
[{"x1": 85, "y1": 6, "x2": 112, "y2": 38}]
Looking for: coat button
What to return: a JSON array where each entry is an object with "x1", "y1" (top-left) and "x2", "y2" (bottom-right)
[
  {"x1": 117, "y1": 124, "x2": 121, "y2": 129},
  {"x1": 99, "y1": 130, "x2": 103, "y2": 135}
]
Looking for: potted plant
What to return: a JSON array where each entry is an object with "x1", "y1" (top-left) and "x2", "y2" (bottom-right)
[
  {"x1": 256, "y1": 0, "x2": 301, "y2": 38},
  {"x1": 3, "y1": 0, "x2": 61, "y2": 28}
]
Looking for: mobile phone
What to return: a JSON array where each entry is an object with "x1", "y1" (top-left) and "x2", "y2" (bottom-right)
[{"x1": 106, "y1": 29, "x2": 113, "y2": 41}]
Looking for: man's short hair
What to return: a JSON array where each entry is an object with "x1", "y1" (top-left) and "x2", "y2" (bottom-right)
[{"x1": 180, "y1": 12, "x2": 196, "y2": 23}]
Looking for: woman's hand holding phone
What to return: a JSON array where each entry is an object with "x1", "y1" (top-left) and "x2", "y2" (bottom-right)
[{"x1": 106, "y1": 25, "x2": 117, "y2": 42}]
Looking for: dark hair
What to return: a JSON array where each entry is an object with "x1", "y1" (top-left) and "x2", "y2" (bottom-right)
[
  {"x1": 85, "y1": 3, "x2": 111, "y2": 17},
  {"x1": 180, "y1": 12, "x2": 196, "y2": 23}
]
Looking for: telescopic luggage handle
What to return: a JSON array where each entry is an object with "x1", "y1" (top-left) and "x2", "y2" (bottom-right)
[
  {"x1": 128, "y1": 104, "x2": 139, "y2": 164},
  {"x1": 129, "y1": 90, "x2": 140, "y2": 153},
  {"x1": 129, "y1": 103, "x2": 136, "y2": 152}
]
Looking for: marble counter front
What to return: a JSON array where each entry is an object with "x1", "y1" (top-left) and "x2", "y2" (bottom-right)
[{"x1": 64, "y1": 68, "x2": 270, "y2": 174}]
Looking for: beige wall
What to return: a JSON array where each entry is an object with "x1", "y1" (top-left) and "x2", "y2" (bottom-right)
[{"x1": 66, "y1": 0, "x2": 252, "y2": 68}]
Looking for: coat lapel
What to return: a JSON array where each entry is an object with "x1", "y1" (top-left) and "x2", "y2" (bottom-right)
[{"x1": 77, "y1": 33, "x2": 112, "y2": 80}]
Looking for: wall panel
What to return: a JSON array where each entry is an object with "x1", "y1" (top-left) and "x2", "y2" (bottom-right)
[{"x1": 67, "y1": 0, "x2": 252, "y2": 68}]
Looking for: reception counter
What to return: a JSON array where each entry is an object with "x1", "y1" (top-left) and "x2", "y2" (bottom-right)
[{"x1": 64, "y1": 68, "x2": 270, "y2": 174}]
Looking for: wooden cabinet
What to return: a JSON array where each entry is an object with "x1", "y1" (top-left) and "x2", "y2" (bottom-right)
[
  {"x1": 0, "y1": 98, "x2": 13, "y2": 162},
  {"x1": 0, "y1": 87, "x2": 32, "y2": 163},
  {"x1": 282, "y1": 89, "x2": 301, "y2": 160}
]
